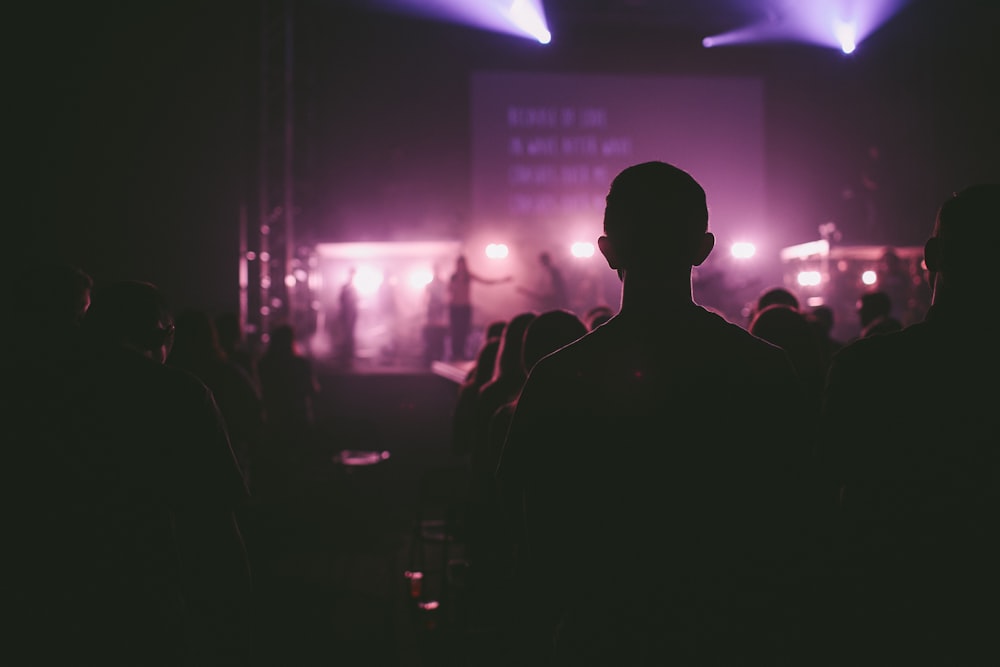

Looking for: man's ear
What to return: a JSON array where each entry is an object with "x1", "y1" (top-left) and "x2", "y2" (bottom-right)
[
  {"x1": 923, "y1": 237, "x2": 942, "y2": 272},
  {"x1": 598, "y1": 235, "x2": 620, "y2": 270},
  {"x1": 691, "y1": 232, "x2": 715, "y2": 267}
]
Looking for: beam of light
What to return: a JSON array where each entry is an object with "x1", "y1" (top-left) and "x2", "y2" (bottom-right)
[
  {"x1": 861, "y1": 269, "x2": 878, "y2": 286},
  {"x1": 508, "y1": 0, "x2": 551, "y2": 44},
  {"x1": 366, "y1": 0, "x2": 550, "y2": 43},
  {"x1": 701, "y1": 0, "x2": 910, "y2": 53}
]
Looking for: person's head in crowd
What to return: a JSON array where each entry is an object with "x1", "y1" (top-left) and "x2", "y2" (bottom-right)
[
  {"x1": 809, "y1": 305, "x2": 836, "y2": 337},
  {"x1": 857, "y1": 291, "x2": 892, "y2": 329},
  {"x1": 486, "y1": 319, "x2": 507, "y2": 342},
  {"x1": 598, "y1": 161, "x2": 713, "y2": 286},
  {"x1": 757, "y1": 287, "x2": 800, "y2": 313},
  {"x1": 521, "y1": 309, "x2": 588, "y2": 375},
  {"x1": 265, "y1": 322, "x2": 298, "y2": 358},
  {"x1": 490, "y1": 311, "x2": 537, "y2": 382},
  {"x1": 924, "y1": 183, "x2": 1000, "y2": 305},
  {"x1": 83, "y1": 280, "x2": 175, "y2": 363},
  {"x1": 169, "y1": 308, "x2": 224, "y2": 366},
  {"x1": 12, "y1": 261, "x2": 93, "y2": 328},
  {"x1": 584, "y1": 305, "x2": 614, "y2": 330}
]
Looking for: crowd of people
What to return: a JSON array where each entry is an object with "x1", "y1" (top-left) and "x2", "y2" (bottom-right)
[
  {"x1": 441, "y1": 165, "x2": 999, "y2": 666},
  {"x1": 5, "y1": 271, "x2": 320, "y2": 665},
  {"x1": 7, "y1": 162, "x2": 997, "y2": 666}
]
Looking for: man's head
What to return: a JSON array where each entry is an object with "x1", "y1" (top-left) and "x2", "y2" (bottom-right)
[
  {"x1": 924, "y1": 184, "x2": 1000, "y2": 294},
  {"x1": 599, "y1": 161, "x2": 713, "y2": 278},
  {"x1": 857, "y1": 291, "x2": 892, "y2": 327},
  {"x1": 84, "y1": 280, "x2": 175, "y2": 363}
]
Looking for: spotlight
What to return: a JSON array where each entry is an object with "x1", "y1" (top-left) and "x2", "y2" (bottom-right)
[
  {"x1": 797, "y1": 271, "x2": 823, "y2": 287},
  {"x1": 508, "y1": 0, "x2": 551, "y2": 44},
  {"x1": 833, "y1": 20, "x2": 856, "y2": 53},
  {"x1": 485, "y1": 243, "x2": 509, "y2": 259},
  {"x1": 731, "y1": 242, "x2": 756, "y2": 260}
]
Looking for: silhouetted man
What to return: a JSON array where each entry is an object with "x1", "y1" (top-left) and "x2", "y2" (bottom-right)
[
  {"x1": 12, "y1": 280, "x2": 253, "y2": 666},
  {"x1": 497, "y1": 161, "x2": 813, "y2": 665},
  {"x1": 820, "y1": 183, "x2": 1000, "y2": 666}
]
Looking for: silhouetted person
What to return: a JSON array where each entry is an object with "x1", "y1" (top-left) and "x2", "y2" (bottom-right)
[
  {"x1": 5, "y1": 260, "x2": 92, "y2": 356},
  {"x1": 257, "y1": 323, "x2": 320, "y2": 475},
  {"x1": 819, "y1": 183, "x2": 1000, "y2": 667},
  {"x1": 168, "y1": 308, "x2": 264, "y2": 487},
  {"x1": 856, "y1": 289, "x2": 902, "y2": 338},
  {"x1": 519, "y1": 251, "x2": 569, "y2": 311},
  {"x1": 423, "y1": 262, "x2": 449, "y2": 366},
  {"x1": 9, "y1": 279, "x2": 252, "y2": 665},
  {"x1": 807, "y1": 304, "x2": 844, "y2": 374},
  {"x1": 452, "y1": 335, "x2": 502, "y2": 459},
  {"x1": 215, "y1": 311, "x2": 259, "y2": 392},
  {"x1": 448, "y1": 255, "x2": 512, "y2": 360},
  {"x1": 497, "y1": 161, "x2": 813, "y2": 665},
  {"x1": 475, "y1": 309, "x2": 588, "y2": 632},
  {"x1": 747, "y1": 285, "x2": 800, "y2": 326},
  {"x1": 749, "y1": 303, "x2": 827, "y2": 421},
  {"x1": 338, "y1": 266, "x2": 360, "y2": 367},
  {"x1": 583, "y1": 304, "x2": 614, "y2": 331}
]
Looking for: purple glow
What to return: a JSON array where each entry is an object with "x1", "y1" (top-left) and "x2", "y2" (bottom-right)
[
  {"x1": 702, "y1": 0, "x2": 910, "y2": 52},
  {"x1": 370, "y1": 0, "x2": 550, "y2": 43}
]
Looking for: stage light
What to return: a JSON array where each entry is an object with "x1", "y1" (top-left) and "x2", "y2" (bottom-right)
[
  {"x1": 833, "y1": 19, "x2": 856, "y2": 53},
  {"x1": 485, "y1": 243, "x2": 509, "y2": 259},
  {"x1": 861, "y1": 270, "x2": 878, "y2": 286},
  {"x1": 731, "y1": 242, "x2": 756, "y2": 259},
  {"x1": 409, "y1": 267, "x2": 434, "y2": 290},
  {"x1": 699, "y1": 0, "x2": 909, "y2": 53},
  {"x1": 571, "y1": 241, "x2": 595, "y2": 258},
  {"x1": 372, "y1": 0, "x2": 551, "y2": 43},
  {"x1": 797, "y1": 270, "x2": 823, "y2": 287},
  {"x1": 508, "y1": 0, "x2": 551, "y2": 43},
  {"x1": 354, "y1": 266, "x2": 384, "y2": 296}
]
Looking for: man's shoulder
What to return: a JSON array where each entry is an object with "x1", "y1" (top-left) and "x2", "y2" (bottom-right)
[{"x1": 833, "y1": 321, "x2": 929, "y2": 368}]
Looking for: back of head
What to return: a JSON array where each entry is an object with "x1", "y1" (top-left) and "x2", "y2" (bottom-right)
[
  {"x1": 12, "y1": 261, "x2": 92, "y2": 328},
  {"x1": 584, "y1": 305, "x2": 614, "y2": 330},
  {"x1": 486, "y1": 319, "x2": 507, "y2": 342},
  {"x1": 603, "y1": 161, "x2": 709, "y2": 271},
  {"x1": 930, "y1": 183, "x2": 1000, "y2": 285},
  {"x1": 521, "y1": 310, "x2": 588, "y2": 373},
  {"x1": 810, "y1": 305, "x2": 835, "y2": 335},
  {"x1": 756, "y1": 287, "x2": 799, "y2": 313},
  {"x1": 170, "y1": 308, "x2": 222, "y2": 366},
  {"x1": 858, "y1": 290, "x2": 892, "y2": 325},
  {"x1": 265, "y1": 323, "x2": 296, "y2": 357},
  {"x1": 493, "y1": 311, "x2": 537, "y2": 381},
  {"x1": 84, "y1": 280, "x2": 173, "y2": 353},
  {"x1": 215, "y1": 312, "x2": 242, "y2": 350}
]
